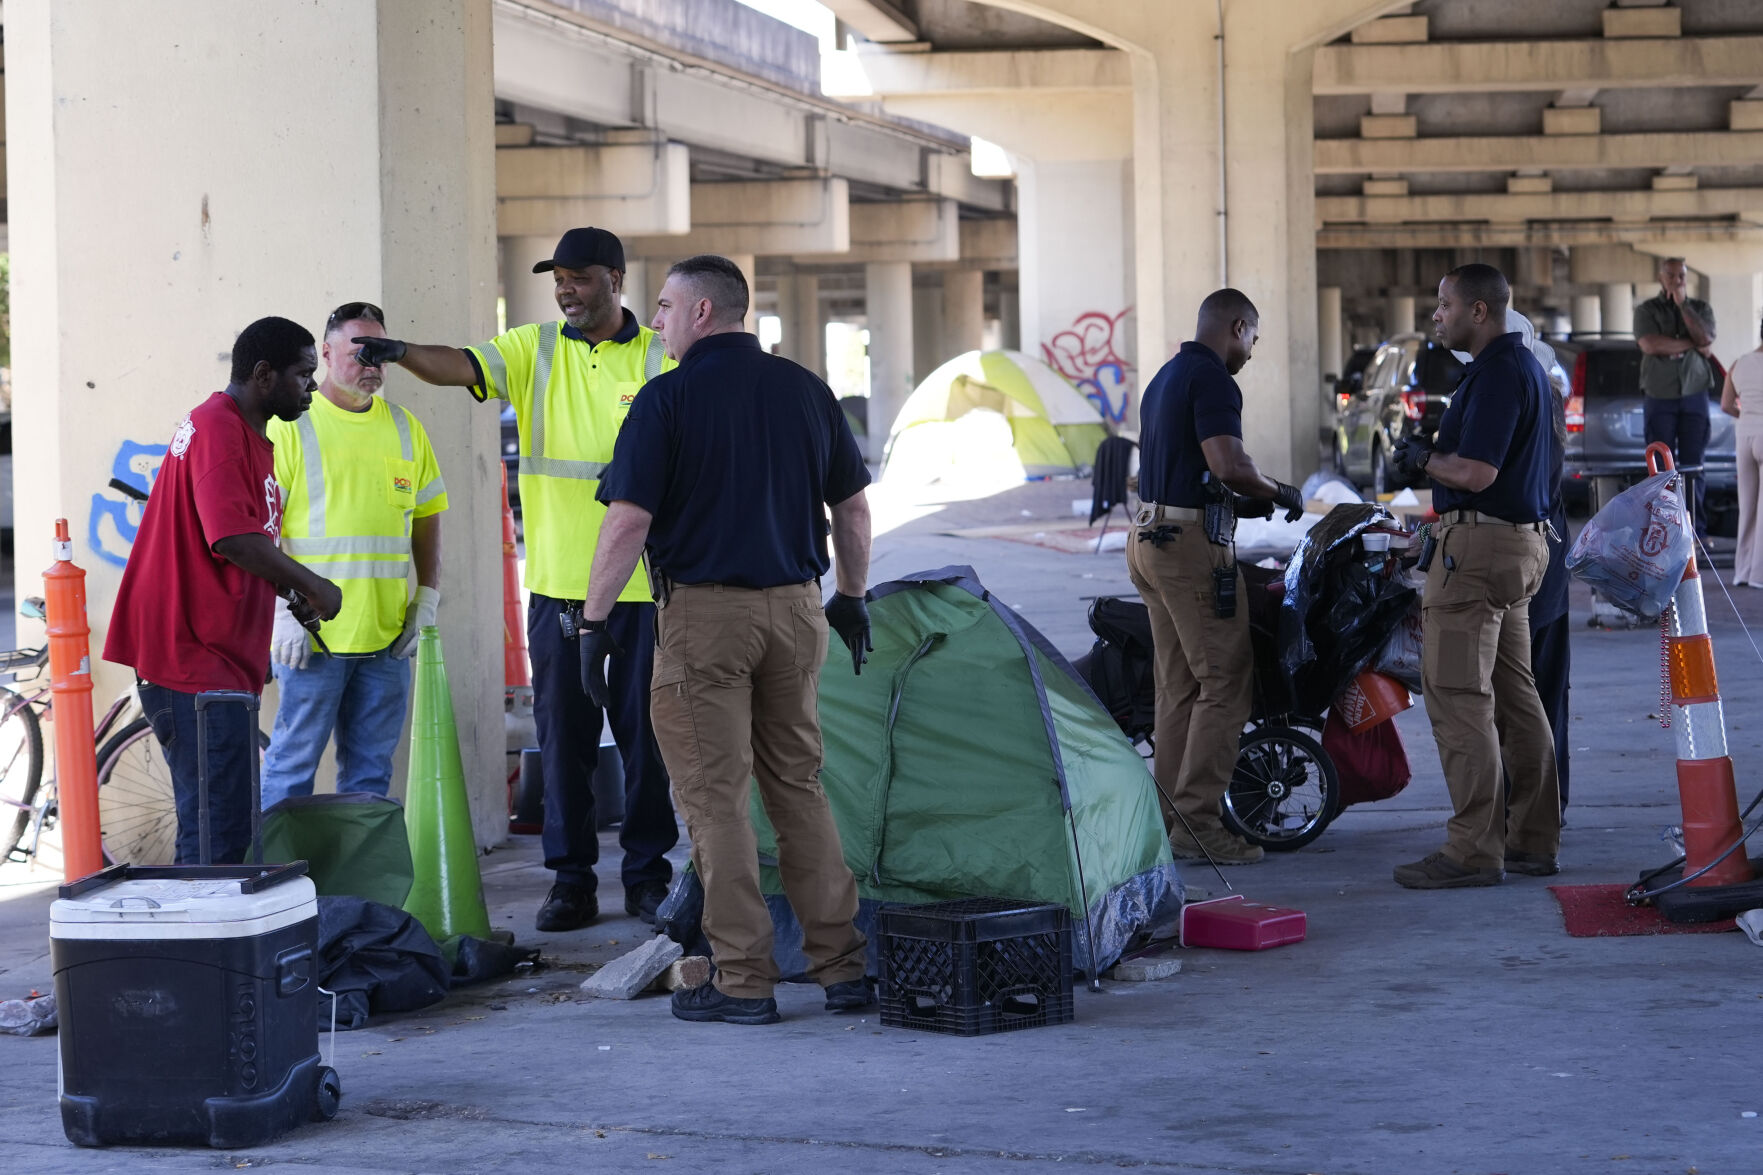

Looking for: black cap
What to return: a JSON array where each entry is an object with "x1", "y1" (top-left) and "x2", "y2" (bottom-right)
[{"x1": 532, "y1": 227, "x2": 626, "y2": 274}]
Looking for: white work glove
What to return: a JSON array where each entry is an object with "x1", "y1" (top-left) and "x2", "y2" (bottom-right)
[
  {"x1": 270, "y1": 596, "x2": 313, "y2": 671},
  {"x1": 391, "y1": 586, "x2": 441, "y2": 660}
]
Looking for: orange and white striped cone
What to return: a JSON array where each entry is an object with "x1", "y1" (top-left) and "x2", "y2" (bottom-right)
[{"x1": 1648, "y1": 442, "x2": 1754, "y2": 889}]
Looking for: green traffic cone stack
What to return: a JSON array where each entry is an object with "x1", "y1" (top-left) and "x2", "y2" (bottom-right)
[{"x1": 403, "y1": 625, "x2": 492, "y2": 944}]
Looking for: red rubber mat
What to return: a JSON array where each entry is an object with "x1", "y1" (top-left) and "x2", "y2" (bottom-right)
[{"x1": 1549, "y1": 883, "x2": 1736, "y2": 938}]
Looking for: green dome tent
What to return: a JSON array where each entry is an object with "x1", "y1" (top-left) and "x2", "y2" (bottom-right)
[
  {"x1": 883, "y1": 350, "x2": 1110, "y2": 480},
  {"x1": 754, "y1": 567, "x2": 1183, "y2": 976}
]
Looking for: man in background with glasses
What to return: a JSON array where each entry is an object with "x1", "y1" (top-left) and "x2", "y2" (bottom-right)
[{"x1": 259, "y1": 302, "x2": 448, "y2": 809}]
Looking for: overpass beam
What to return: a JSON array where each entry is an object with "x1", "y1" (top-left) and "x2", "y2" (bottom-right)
[
  {"x1": 627, "y1": 178, "x2": 851, "y2": 259},
  {"x1": 495, "y1": 138, "x2": 692, "y2": 237}
]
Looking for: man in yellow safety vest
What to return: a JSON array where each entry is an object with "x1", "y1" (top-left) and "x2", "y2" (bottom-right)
[
  {"x1": 354, "y1": 228, "x2": 680, "y2": 933},
  {"x1": 260, "y1": 302, "x2": 447, "y2": 809}
]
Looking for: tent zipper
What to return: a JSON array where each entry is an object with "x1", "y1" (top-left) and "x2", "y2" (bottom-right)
[{"x1": 871, "y1": 632, "x2": 943, "y2": 885}]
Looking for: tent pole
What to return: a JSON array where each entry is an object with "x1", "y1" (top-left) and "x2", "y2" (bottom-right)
[{"x1": 1065, "y1": 807, "x2": 1104, "y2": 992}]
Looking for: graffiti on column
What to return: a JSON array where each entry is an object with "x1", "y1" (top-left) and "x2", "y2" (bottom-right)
[
  {"x1": 89, "y1": 440, "x2": 167, "y2": 568},
  {"x1": 1041, "y1": 308, "x2": 1134, "y2": 425}
]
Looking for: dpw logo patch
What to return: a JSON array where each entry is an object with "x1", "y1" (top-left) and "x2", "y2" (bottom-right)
[{"x1": 391, "y1": 476, "x2": 413, "y2": 494}]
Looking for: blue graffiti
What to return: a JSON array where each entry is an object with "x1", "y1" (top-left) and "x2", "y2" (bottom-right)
[
  {"x1": 88, "y1": 440, "x2": 167, "y2": 568},
  {"x1": 1077, "y1": 362, "x2": 1130, "y2": 426}
]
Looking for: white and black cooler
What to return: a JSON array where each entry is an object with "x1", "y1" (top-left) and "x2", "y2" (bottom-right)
[{"x1": 50, "y1": 863, "x2": 340, "y2": 1148}]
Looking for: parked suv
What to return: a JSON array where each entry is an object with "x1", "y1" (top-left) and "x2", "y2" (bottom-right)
[
  {"x1": 1553, "y1": 336, "x2": 1735, "y2": 530},
  {"x1": 1332, "y1": 333, "x2": 1463, "y2": 493}
]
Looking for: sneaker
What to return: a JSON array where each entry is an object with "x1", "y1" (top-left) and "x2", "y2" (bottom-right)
[
  {"x1": 1169, "y1": 824, "x2": 1264, "y2": 865},
  {"x1": 535, "y1": 882, "x2": 598, "y2": 932},
  {"x1": 1393, "y1": 852, "x2": 1503, "y2": 890},
  {"x1": 670, "y1": 982, "x2": 781, "y2": 1025},
  {"x1": 624, "y1": 879, "x2": 671, "y2": 926},
  {"x1": 823, "y1": 977, "x2": 875, "y2": 1013},
  {"x1": 1504, "y1": 850, "x2": 1560, "y2": 877}
]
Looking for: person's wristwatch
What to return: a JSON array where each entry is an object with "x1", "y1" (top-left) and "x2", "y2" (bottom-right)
[{"x1": 1416, "y1": 448, "x2": 1433, "y2": 472}]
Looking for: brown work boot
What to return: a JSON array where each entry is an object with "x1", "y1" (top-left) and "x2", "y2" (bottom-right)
[
  {"x1": 1504, "y1": 850, "x2": 1560, "y2": 877},
  {"x1": 1393, "y1": 852, "x2": 1503, "y2": 890},
  {"x1": 1169, "y1": 823, "x2": 1264, "y2": 865}
]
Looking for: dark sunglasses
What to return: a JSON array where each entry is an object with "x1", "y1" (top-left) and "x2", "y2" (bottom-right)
[{"x1": 326, "y1": 301, "x2": 385, "y2": 331}]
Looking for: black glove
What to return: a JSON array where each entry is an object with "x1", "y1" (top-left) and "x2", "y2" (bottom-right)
[
  {"x1": 352, "y1": 336, "x2": 408, "y2": 368},
  {"x1": 577, "y1": 619, "x2": 622, "y2": 709},
  {"x1": 1271, "y1": 480, "x2": 1305, "y2": 523},
  {"x1": 824, "y1": 592, "x2": 873, "y2": 675},
  {"x1": 1388, "y1": 435, "x2": 1434, "y2": 481},
  {"x1": 1232, "y1": 493, "x2": 1275, "y2": 520}
]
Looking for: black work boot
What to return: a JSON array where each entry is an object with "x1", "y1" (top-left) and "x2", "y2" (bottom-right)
[
  {"x1": 823, "y1": 977, "x2": 876, "y2": 1013},
  {"x1": 670, "y1": 982, "x2": 781, "y2": 1025},
  {"x1": 624, "y1": 879, "x2": 670, "y2": 926},
  {"x1": 535, "y1": 881, "x2": 598, "y2": 932}
]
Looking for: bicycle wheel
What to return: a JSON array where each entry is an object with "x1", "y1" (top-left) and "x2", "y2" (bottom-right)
[
  {"x1": 0, "y1": 691, "x2": 46, "y2": 858},
  {"x1": 1221, "y1": 724, "x2": 1339, "y2": 851},
  {"x1": 96, "y1": 718, "x2": 178, "y2": 866},
  {"x1": 96, "y1": 718, "x2": 272, "y2": 867}
]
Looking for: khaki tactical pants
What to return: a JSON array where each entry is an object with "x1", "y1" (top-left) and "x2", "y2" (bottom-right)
[
  {"x1": 1125, "y1": 520, "x2": 1253, "y2": 838},
  {"x1": 649, "y1": 581, "x2": 867, "y2": 999},
  {"x1": 1421, "y1": 521, "x2": 1561, "y2": 869}
]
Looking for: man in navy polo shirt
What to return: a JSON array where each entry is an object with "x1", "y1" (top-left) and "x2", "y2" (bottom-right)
[
  {"x1": 576, "y1": 254, "x2": 873, "y2": 1026},
  {"x1": 1127, "y1": 289, "x2": 1303, "y2": 865},
  {"x1": 1388, "y1": 264, "x2": 1561, "y2": 889}
]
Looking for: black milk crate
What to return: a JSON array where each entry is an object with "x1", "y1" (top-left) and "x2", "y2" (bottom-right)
[{"x1": 877, "y1": 898, "x2": 1074, "y2": 1037}]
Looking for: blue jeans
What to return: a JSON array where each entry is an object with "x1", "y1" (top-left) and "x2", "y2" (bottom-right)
[
  {"x1": 528, "y1": 593, "x2": 678, "y2": 893},
  {"x1": 137, "y1": 682, "x2": 260, "y2": 866},
  {"x1": 261, "y1": 645, "x2": 411, "y2": 809}
]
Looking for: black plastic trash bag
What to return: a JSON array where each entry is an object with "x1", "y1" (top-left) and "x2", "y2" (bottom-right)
[
  {"x1": 1280, "y1": 503, "x2": 1417, "y2": 716},
  {"x1": 1567, "y1": 469, "x2": 1691, "y2": 621},
  {"x1": 315, "y1": 896, "x2": 451, "y2": 1030}
]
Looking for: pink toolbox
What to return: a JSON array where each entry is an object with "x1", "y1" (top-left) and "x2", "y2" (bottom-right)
[{"x1": 1179, "y1": 895, "x2": 1307, "y2": 951}]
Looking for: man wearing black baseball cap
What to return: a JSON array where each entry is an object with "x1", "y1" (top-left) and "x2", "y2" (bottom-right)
[{"x1": 354, "y1": 228, "x2": 680, "y2": 935}]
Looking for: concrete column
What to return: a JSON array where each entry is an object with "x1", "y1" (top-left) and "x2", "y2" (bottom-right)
[
  {"x1": 1017, "y1": 157, "x2": 1136, "y2": 427},
  {"x1": 913, "y1": 279, "x2": 945, "y2": 379},
  {"x1": 776, "y1": 272, "x2": 824, "y2": 377},
  {"x1": 1602, "y1": 283, "x2": 1637, "y2": 336},
  {"x1": 1571, "y1": 294, "x2": 1603, "y2": 337},
  {"x1": 1706, "y1": 272, "x2": 1763, "y2": 365},
  {"x1": 725, "y1": 253, "x2": 757, "y2": 334},
  {"x1": 865, "y1": 260, "x2": 914, "y2": 463},
  {"x1": 1385, "y1": 295, "x2": 1416, "y2": 339},
  {"x1": 9, "y1": 0, "x2": 504, "y2": 844},
  {"x1": 1318, "y1": 286, "x2": 1343, "y2": 382},
  {"x1": 501, "y1": 234, "x2": 558, "y2": 329},
  {"x1": 621, "y1": 258, "x2": 654, "y2": 323},
  {"x1": 943, "y1": 269, "x2": 986, "y2": 360},
  {"x1": 999, "y1": 283, "x2": 1021, "y2": 351}
]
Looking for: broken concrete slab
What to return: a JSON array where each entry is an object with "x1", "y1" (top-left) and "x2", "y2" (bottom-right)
[
  {"x1": 1106, "y1": 954, "x2": 1182, "y2": 982},
  {"x1": 579, "y1": 935, "x2": 683, "y2": 999}
]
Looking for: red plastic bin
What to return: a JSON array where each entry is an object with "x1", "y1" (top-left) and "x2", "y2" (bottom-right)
[{"x1": 1179, "y1": 895, "x2": 1306, "y2": 951}]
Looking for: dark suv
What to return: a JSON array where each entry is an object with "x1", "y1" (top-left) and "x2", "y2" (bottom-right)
[
  {"x1": 1331, "y1": 333, "x2": 1464, "y2": 493},
  {"x1": 1553, "y1": 337, "x2": 1735, "y2": 529}
]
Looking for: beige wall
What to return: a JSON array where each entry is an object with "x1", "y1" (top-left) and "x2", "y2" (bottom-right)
[{"x1": 8, "y1": 0, "x2": 506, "y2": 845}]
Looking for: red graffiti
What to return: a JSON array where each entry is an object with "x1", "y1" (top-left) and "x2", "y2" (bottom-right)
[{"x1": 1041, "y1": 309, "x2": 1134, "y2": 424}]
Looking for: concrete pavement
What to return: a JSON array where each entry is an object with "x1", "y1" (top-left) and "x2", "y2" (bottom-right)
[{"x1": 5, "y1": 477, "x2": 1763, "y2": 1173}]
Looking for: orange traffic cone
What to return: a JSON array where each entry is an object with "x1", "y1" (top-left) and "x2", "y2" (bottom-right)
[{"x1": 403, "y1": 626, "x2": 492, "y2": 943}]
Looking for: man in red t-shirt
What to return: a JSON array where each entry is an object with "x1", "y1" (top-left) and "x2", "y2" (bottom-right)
[{"x1": 105, "y1": 317, "x2": 343, "y2": 864}]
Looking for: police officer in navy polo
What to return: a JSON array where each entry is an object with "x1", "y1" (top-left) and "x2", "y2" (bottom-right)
[
  {"x1": 577, "y1": 254, "x2": 874, "y2": 1026},
  {"x1": 1127, "y1": 289, "x2": 1304, "y2": 866},
  {"x1": 1388, "y1": 263, "x2": 1562, "y2": 889}
]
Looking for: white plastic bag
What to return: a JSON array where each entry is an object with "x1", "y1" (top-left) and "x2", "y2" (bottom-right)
[{"x1": 1566, "y1": 470, "x2": 1691, "y2": 621}]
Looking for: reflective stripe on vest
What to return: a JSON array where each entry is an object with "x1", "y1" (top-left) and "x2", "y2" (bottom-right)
[
  {"x1": 519, "y1": 323, "x2": 663, "y2": 483},
  {"x1": 288, "y1": 401, "x2": 415, "y2": 569}
]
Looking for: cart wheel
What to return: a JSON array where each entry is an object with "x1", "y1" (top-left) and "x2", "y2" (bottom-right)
[
  {"x1": 313, "y1": 1066, "x2": 342, "y2": 1121},
  {"x1": 1222, "y1": 725, "x2": 1338, "y2": 851}
]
